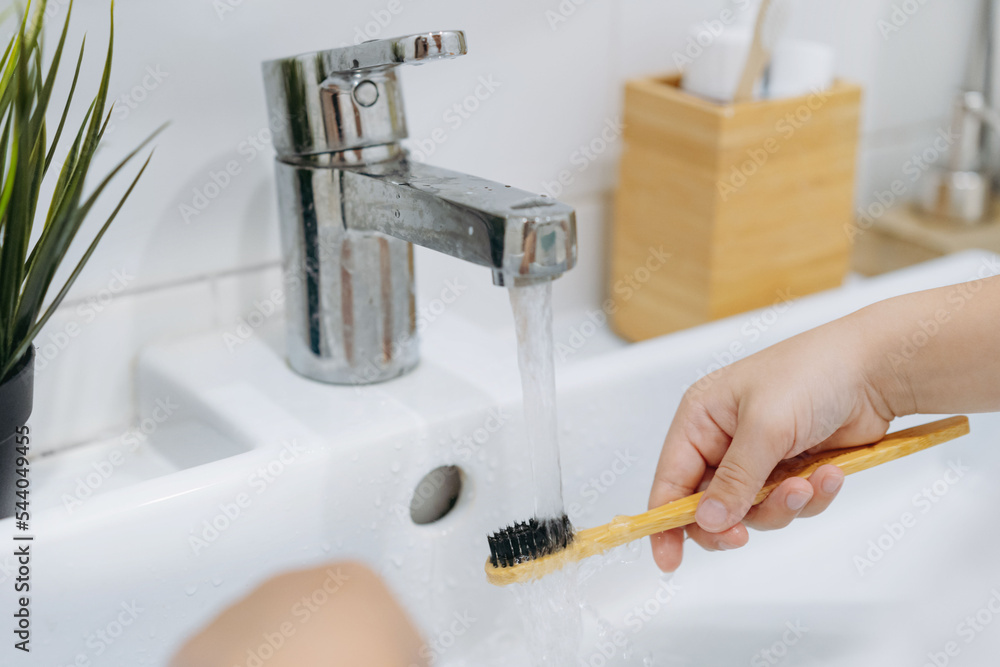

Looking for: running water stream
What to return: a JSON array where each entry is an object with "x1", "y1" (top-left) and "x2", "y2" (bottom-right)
[
  {"x1": 508, "y1": 281, "x2": 565, "y2": 519},
  {"x1": 505, "y1": 282, "x2": 662, "y2": 666},
  {"x1": 508, "y1": 281, "x2": 581, "y2": 665}
]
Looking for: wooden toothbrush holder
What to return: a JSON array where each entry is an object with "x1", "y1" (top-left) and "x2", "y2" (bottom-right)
[{"x1": 609, "y1": 73, "x2": 862, "y2": 341}]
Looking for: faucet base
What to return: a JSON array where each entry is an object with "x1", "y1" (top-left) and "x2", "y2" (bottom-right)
[{"x1": 276, "y1": 160, "x2": 419, "y2": 385}]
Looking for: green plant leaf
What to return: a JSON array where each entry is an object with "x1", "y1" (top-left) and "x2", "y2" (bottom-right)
[
  {"x1": 13, "y1": 121, "x2": 163, "y2": 345},
  {"x1": 2, "y1": 150, "x2": 153, "y2": 380},
  {"x1": 32, "y1": 0, "x2": 71, "y2": 138},
  {"x1": 0, "y1": 9, "x2": 33, "y2": 355},
  {"x1": 44, "y1": 35, "x2": 84, "y2": 173},
  {"x1": 40, "y1": 98, "x2": 93, "y2": 232},
  {"x1": 0, "y1": 31, "x2": 15, "y2": 80},
  {"x1": 0, "y1": 116, "x2": 17, "y2": 234},
  {"x1": 0, "y1": 0, "x2": 159, "y2": 379},
  {"x1": 22, "y1": 97, "x2": 95, "y2": 282},
  {"x1": 0, "y1": 109, "x2": 12, "y2": 229},
  {"x1": 0, "y1": 116, "x2": 15, "y2": 350}
]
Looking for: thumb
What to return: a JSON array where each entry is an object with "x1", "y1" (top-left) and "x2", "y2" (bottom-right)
[{"x1": 695, "y1": 418, "x2": 790, "y2": 533}]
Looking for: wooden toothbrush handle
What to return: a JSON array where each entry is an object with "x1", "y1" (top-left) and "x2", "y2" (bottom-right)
[
  {"x1": 733, "y1": 0, "x2": 774, "y2": 103},
  {"x1": 609, "y1": 416, "x2": 971, "y2": 543}
]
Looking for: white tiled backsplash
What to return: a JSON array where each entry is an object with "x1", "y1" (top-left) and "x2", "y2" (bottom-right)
[{"x1": 31, "y1": 0, "x2": 983, "y2": 453}]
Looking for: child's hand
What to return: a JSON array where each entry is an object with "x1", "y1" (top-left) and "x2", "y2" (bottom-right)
[{"x1": 648, "y1": 312, "x2": 901, "y2": 572}]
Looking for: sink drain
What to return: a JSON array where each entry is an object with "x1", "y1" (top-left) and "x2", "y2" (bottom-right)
[{"x1": 410, "y1": 466, "x2": 463, "y2": 525}]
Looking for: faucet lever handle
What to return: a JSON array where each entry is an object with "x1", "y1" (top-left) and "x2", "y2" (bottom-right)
[
  {"x1": 320, "y1": 31, "x2": 467, "y2": 74},
  {"x1": 262, "y1": 31, "x2": 467, "y2": 158}
]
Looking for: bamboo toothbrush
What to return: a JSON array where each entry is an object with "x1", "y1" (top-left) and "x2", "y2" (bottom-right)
[
  {"x1": 733, "y1": 0, "x2": 791, "y2": 102},
  {"x1": 485, "y1": 416, "x2": 970, "y2": 586}
]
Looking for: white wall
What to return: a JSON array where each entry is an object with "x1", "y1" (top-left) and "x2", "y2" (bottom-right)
[{"x1": 26, "y1": 0, "x2": 982, "y2": 453}]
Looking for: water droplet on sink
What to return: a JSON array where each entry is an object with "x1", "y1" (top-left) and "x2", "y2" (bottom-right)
[
  {"x1": 185, "y1": 584, "x2": 197, "y2": 596},
  {"x1": 390, "y1": 460, "x2": 401, "y2": 473},
  {"x1": 212, "y1": 576, "x2": 223, "y2": 587},
  {"x1": 390, "y1": 555, "x2": 404, "y2": 568},
  {"x1": 623, "y1": 642, "x2": 635, "y2": 660},
  {"x1": 642, "y1": 653, "x2": 655, "y2": 666},
  {"x1": 626, "y1": 540, "x2": 642, "y2": 558}
]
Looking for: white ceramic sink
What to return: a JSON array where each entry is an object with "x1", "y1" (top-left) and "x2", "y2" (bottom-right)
[{"x1": 19, "y1": 250, "x2": 1000, "y2": 666}]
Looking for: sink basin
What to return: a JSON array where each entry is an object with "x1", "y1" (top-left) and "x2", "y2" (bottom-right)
[{"x1": 21, "y1": 250, "x2": 1000, "y2": 666}]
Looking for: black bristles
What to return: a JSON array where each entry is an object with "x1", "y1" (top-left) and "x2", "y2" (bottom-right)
[{"x1": 487, "y1": 514, "x2": 574, "y2": 568}]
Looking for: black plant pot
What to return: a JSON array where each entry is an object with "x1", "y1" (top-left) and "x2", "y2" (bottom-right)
[{"x1": 0, "y1": 347, "x2": 33, "y2": 519}]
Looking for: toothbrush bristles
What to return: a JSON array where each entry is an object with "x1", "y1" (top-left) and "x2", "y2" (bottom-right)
[{"x1": 487, "y1": 514, "x2": 573, "y2": 568}]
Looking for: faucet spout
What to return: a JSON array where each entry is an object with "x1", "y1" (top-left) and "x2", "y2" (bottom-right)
[{"x1": 341, "y1": 157, "x2": 577, "y2": 286}]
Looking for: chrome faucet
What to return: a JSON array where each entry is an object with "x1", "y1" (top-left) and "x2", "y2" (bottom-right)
[{"x1": 262, "y1": 31, "x2": 577, "y2": 384}]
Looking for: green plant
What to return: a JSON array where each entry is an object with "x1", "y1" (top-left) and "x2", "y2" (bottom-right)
[{"x1": 0, "y1": 0, "x2": 160, "y2": 382}]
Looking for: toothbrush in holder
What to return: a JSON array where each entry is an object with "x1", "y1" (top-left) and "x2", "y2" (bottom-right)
[{"x1": 733, "y1": 0, "x2": 790, "y2": 102}]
